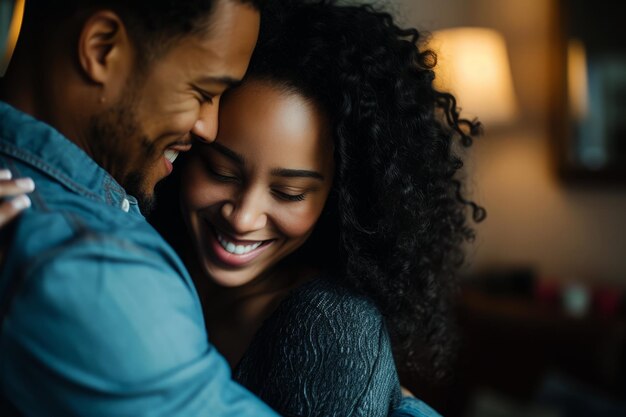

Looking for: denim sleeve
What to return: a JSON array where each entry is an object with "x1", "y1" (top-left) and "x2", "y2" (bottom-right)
[
  {"x1": 1, "y1": 234, "x2": 278, "y2": 417},
  {"x1": 391, "y1": 396, "x2": 443, "y2": 417}
]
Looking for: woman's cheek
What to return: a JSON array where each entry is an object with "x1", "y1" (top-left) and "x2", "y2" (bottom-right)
[
  {"x1": 181, "y1": 161, "x2": 221, "y2": 208},
  {"x1": 276, "y1": 201, "x2": 325, "y2": 238}
]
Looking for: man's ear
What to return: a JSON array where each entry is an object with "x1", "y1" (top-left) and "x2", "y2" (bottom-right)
[{"x1": 77, "y1": 10, "x2": 131, "y2": 85}]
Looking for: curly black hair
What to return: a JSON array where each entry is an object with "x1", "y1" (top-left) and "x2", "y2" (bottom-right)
[{"x1": 244, "y1": 0, "x2": 485, "y2": 380}]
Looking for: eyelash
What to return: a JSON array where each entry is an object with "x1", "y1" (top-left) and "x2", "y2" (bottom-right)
[
  {"x1": 273, "y1": 191, "x2": 307, "y2": 202},
  {"x1": 208, "y1": 167, "x2": 307, "y2": 202},
  {"x1": 197, "y1": 90, "x2": 214, "y2": 104},
  {"x1": 207, "y1": 167, "x2": 239, "y2": 183}
]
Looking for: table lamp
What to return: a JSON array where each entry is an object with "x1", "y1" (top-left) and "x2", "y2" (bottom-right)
[{"x1": 431, "y1": 27, "x2": 517, "y2": 126}]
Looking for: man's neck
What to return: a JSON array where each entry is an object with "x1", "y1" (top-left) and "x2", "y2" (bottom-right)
[
  {"x1": 0, "y1": 57, "x2": 92, "y2": 158},
  {"x1": 0, "y1": 59, "x2": 37, "y2": 117}
]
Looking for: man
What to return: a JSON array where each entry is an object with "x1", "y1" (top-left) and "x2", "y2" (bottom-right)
[
  {"x1": 0, "y1": 0, "x2": 33, "y2": 228},
  {"x1": 0, "y1": 0, "x2": 278, "y2": 414}
]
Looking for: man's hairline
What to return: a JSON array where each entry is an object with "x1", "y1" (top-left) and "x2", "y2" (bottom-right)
[{"x1": 129, "y1": 0, "x2": 261, "y2": 67}]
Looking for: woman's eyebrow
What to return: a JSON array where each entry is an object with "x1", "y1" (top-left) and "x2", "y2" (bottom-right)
[
  {"x1": 270, "y1": 168, "x2": 324, "y2": 181},
  {"x1": 210, "y1": 142, "x2": 245, "y2": 165},
  {"x1": 208, "y1": 142, "x2": 324, "y2": 180}
]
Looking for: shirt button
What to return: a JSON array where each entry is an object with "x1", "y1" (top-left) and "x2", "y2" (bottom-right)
[{"x1": 121, "y1": 198, "x2": 130, "y2": 212}]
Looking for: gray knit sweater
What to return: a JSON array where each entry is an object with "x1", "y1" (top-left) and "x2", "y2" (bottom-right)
[{"x1": 233, "y1": 278, "x2": 402, "y2": 417}]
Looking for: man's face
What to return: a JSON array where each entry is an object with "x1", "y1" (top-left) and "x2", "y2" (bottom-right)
[{"x1": 90, "y1": 0, "x2": 260, "y2": 212}]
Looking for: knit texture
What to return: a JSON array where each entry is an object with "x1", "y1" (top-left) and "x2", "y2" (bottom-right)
[{"x1": 234, "y1": 278, "x2": 402, "y2": 417}]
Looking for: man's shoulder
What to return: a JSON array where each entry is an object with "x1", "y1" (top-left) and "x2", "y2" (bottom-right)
[
  {"x1": 0, "y1": 180, "x2": 195, "y2": 340},
  {"x1": 6, "y1": 201, "x2": 178, "y2": 275},
  {"x1": 0, "y1": 128, "x2": 154, "y2": 245},
  {"x1": 1, "y1": 204, "x2": 205, "y2": 389},
  {"x1": 3, "y1": 200, "x2": 196, "y2": 326}
]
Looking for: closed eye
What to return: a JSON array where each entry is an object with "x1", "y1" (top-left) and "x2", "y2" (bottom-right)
[
  {"x1": 200, "y1": 93, "x2": 214, "y2": 104},
  {"x1": 207, "y1": 166, "x2": 239, "y2": 183},
  {"x1": 272, "y1": 190, "x2": 306, "y2": 202},
  {"x1": 195, "y1": 88, "x2": 215, "y2": 104}
]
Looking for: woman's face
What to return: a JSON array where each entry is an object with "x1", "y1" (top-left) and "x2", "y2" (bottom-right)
[{"x1": 181, "y1": 80, "x2": 334, "y2": 287}]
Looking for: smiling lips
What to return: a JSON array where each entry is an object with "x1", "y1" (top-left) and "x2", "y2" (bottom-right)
[
  {"x1": 216, "y1": 232, "x2": 263, "y2": 255},
  {"x1": 162, "y1": 143, "x2": 192, "y2": 175},
  {"x1": 164, "y1": 149, "x2": 180, "y2": 164},
  {"x1": 207, "y1": 224, "x2": 274, "y2": 267}
]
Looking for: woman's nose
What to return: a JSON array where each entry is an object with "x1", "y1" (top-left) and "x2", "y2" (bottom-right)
[{"x1": 220, "y1": 197, "x2": 267, "y2": 235}]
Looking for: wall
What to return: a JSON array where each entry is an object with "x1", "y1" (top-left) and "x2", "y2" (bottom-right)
[{"x1": 390, "y1": 0, "x2": 626, "y2": 283}]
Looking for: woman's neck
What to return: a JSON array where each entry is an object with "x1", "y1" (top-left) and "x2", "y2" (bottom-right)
[{"x1": 183, "y1": 247, "x2": 318, "y2": 368}]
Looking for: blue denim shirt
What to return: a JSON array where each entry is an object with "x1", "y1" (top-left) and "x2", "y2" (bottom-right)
[
  {"x1": 0, "y1": 101, "x2": 437, "y2": 417},
  {"x1": 395, "y1": 397, "x2": 442, "y2": 417},
  {"x1": 0, "y1": 101, "x2": 278, "y2": 416}
]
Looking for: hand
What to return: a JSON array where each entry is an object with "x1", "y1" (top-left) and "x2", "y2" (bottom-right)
[
  {"x1": 0, "y1": 169, "x2": 34, "y2": 227},
  {"x1": 400, "y1": 385, "x2": 415, "y2": 398}
]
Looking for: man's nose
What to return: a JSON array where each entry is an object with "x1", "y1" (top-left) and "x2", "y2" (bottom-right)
[{"x1": 192, "y1": 100, "x2": 219, "y2": 143}]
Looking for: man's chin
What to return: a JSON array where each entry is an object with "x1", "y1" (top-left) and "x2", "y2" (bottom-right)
[
  {"x1": 123, "y1": 172, "x2": 156, "y2": 215},
  {"x1": 135, "y1": 192, "x2": 156, "y2": 215}
]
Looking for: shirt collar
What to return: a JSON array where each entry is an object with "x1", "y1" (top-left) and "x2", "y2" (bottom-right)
[{"x1": 0, "y1": 100, "x2": 140, "y2": 215}]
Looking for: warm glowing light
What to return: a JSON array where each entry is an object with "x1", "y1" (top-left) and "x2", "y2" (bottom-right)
[
  {"x1": 567, "y1": 38, "x2": 589, "y2": 120},
  {"x1": 1, "y1": 0, "x2": 25, "y2": 77},
  {"x1": 432, "y1": 27, "x2": 517, "y2": 125}
]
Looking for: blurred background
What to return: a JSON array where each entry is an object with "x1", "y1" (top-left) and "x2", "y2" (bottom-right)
[{"x1": 386, "y1": 0, "x2": 626, "y2": 416}]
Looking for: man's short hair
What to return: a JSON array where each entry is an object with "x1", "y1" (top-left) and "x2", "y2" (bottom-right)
[{"x1": 28, "y1": 0, "x2": 265, "y2": 63}]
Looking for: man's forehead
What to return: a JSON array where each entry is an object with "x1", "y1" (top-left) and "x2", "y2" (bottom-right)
[{"x1": 141, "y1": 0, "x2": 258, "y2": 85}]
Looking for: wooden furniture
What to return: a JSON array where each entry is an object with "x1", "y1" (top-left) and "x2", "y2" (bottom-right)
[{"x1": 403, "y1": 288, "x2": 626, "y2": 417}]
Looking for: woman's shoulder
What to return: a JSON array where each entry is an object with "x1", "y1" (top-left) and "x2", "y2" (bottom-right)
[
  {"x1": 234, "y1": 276, "x2": 401, "y2": 417},
  {"x1": 279, "y1": 276, "x2": 384, "y2": 326},
  {"x1": 241, "y1": 276, "x2": 391, "y2": 362}
]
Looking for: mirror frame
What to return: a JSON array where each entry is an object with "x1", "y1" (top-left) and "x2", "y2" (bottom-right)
[{"x1": 551, "y1": 0, "x2": 626, "y2": 185}]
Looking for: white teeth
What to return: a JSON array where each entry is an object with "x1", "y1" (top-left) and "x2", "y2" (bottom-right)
[
  {"x1": 164, "y1": 149, "x2": 179, "y2": 164},
  {"x1": 216, "y1": 232, "x2": 263, "y2": 255}
]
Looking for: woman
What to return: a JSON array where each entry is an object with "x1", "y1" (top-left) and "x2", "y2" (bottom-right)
[{"x1": 152, "y1": 0, "x2": 484, "y2": 416}]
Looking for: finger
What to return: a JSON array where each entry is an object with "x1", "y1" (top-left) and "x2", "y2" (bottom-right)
[
  {"x1": 0, "y1": 194, "x2": 31, "y2": 226},
  {"x1": 400, "y1": 386, "x2": 415, "y2": 398},
  {"x1": 0, "y1": 177, "x2": 35, "y2": 198},
  {"x1": 0, "y1": 169, "x2": 12, "y2": 180}
]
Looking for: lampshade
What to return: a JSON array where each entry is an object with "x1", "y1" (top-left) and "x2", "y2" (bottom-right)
[
  {"x1": 567, "y1": 38, "x2": 588, "y2": 121},
  {"x1": 0, "y1": 0, "x2": 25, "y2": 77},
  {"x1": 431, "y1": 27, "x2": 517, "y2": 125}
]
